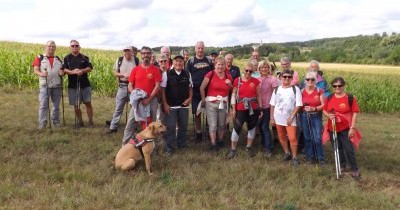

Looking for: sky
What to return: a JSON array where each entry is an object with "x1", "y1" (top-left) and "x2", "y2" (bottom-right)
[{"x1": 0, "y1": 0, "x2": 399, "y2": 50}]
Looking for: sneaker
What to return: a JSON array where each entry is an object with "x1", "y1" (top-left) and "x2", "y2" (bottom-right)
[
  {"x1": 292, "y1": 158, "x2": 300, "y2": 166},
  {"x1": 351, "y1": 171, "x2": 361, "y2": 181},
  {"x1": 318, "y1": 160, "x2": 326, "y2": 166},
  {"x1": 105, "y1": 120, "x2": 111, "y2": 126},
  {"x1": 106, "y1": 129, "x2": 118, "y2": 134},
  {"x1": 283, "y1": 153, "x2": 292, "y2": 161},
  {"x1": 246, "y1": 146, "x2": 255, "y2": 157},
  {"x1": 227, "y1": 149, "x2": 236, "y2": 159}
]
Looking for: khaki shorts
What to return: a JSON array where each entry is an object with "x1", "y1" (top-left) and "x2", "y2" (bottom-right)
[{"x1": 68, "y1": 87, "x2": 91, "y2": 105}]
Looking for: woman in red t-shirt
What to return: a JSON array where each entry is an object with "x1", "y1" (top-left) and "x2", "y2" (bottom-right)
[
  {"x1": 323, "y1": 77, "x2": 361, "y2": 179},
  {"x1": 300, "y1": 72, "x2": 325, "y2": 164},
  {"x1": 200, "y1": 57, "x2": 233, "y2": 151},
  {"x1": 227, "y1": 62, "x2": 262, "y2": 158}
]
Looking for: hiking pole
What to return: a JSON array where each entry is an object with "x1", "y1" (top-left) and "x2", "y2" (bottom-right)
[
  {"x1": 304, "y1": 103, "x2": 318, "y2": 163},
  {"x1": 61, "y1": 75, "x2": 65, "y2": 126},
  {"x1": 75, "y1": 76, "x2": 81, "y2": 130},
  {"x1": 125, "y1": 86, "x2": 129, "y2": 124},
  {"x1": 45, "y1": 68, "x2": 52, "y2": 130},
  {"x1": 331, "y1": 110, "x2": 341, "y2": 179}
]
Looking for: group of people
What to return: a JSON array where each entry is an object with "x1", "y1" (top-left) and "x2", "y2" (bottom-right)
[{"x1": 33, "y1": 40, "x2": 362, "y2": 179}]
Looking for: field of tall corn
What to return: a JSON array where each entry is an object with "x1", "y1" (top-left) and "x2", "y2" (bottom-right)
[{"x1": 1, "y1": 41, "x2": 399, "y2": 113}]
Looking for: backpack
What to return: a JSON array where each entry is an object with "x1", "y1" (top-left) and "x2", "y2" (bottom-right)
[
  {"x1": 327, "y1": 93, "x2": 353, "y2": 108},
  {"x1": 274, "y1": 85, "x2": 297, "y2": 96},
  {"x1": 38, "y1": 54, "x2": 62, "y2": 67},
  {"x1": 205, "y1": 70, "x2": 230, "y2": 94},
  {"x1": 117, "y1": 56, "x2": 139, "y2": 73}
]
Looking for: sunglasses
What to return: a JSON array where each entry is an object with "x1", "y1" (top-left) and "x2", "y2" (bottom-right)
[
  {"x1": 159, "y1": 60, "x2": 167, "y2": 63},
  {"x1": 305, "y1": 78, "x2": 315, "y2": 82},
  {"x1": 244, "y1": 69, "x2": 253, "y2": 73},
  {"x1": 333, "y1": 84, "x2": 344, "y2": 88},
  {"x1": 70, "y1": 45, "x2": 80, "y2": 48},
  {"x1": 282, "y1": 75, "x2": 293, "y2": 79}
]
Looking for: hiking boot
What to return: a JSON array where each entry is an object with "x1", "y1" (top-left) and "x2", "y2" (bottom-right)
[
  {"x1": 227, "y1": 149, "x2": 237, "y2": 159},
  {"x1": 318, "y1": 160, "x2": 326, "y2": 166},
  {"x1": 292, "y1": 157, "x2": 300, "y2": 166},
  {"x1": 216, "y1": 140, "x2": 225, "y2": 148},
  {"x1": 283, "y1": 153, "x2": 292, "y2": 161},
  {"x1": 53, "y1": 123, "x2": 61, "y2": 128},
  {"x1": 195, "y1": 133, "x2": 202, "y2": 143},
  {"x1": 105, "y1": 120, "x2": 111, "y2": 126},
  {"x1": 106, "y1": 129, "x2": 118, "y2": 134},
  {"x1": 209, "y1": 144, "x2": 218, "y2": 152},
  {"x1": 88, "y1": 120, "x2": 94, "y2": 128},
  {"x1": 246, "y1": 146, "x2": 255, "y2": 157},
  {"x1": 351, "y1": 171, "x2": 361, "y2": 181},
  {"x1": 263, "y1": 149, "x2": 273, "y2": 159},
  {"x1": 75, "y1": 121, "x2": 84, "y2": 128}
]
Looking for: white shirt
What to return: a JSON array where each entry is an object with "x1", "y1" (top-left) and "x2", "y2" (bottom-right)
[{"x1": 270, "y1": 86, "x2": 302, "y2": 126}]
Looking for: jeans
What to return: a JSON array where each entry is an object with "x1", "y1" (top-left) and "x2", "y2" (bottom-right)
[
  {"x1": 259, "y1": 108, "x2": 273, "y2": 152},
  {"x1": 300, "y1": 112, "x2": 324, "y2": 161},
  {"x1": 330, "y1": 129, "x2": 358, "y2": 171},
  {"x1": 165, "y1": 108, "x2": 189, "y2": 152}
]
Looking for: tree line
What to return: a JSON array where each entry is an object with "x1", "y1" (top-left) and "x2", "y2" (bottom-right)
[{"x1": 155, "y1": 32, "x2": 400, "y2": 65}]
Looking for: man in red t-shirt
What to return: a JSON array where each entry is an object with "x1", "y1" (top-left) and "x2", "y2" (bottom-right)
[{"x1": 121, "y1": 46, "x2": 162, "y2": 145}]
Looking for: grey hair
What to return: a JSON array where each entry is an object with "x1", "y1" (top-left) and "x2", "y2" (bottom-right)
[
  {"x1": 309, "y1": 60, "x2": 320, "y2": 70},
  {"x1": 180, "y1": 49, "x2": 189, "y2": 56},
  {"x1": 160, "y1": 46, "x2": 170, "y2": 53},
  {"x1": 280, "y1": 56, "x2": 291, "y2": 63}
]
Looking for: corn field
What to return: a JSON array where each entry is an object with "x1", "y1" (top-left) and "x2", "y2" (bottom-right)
[{"x1": 1, "y1": 41, "x2": 399, "y2": 113}]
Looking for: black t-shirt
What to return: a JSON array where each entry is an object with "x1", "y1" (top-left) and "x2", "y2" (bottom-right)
[
  {"x1": 63, "y1": 53, "x2": 93, "y2": 88},
  {"x1": 185, "y1": 56, "x2": 213, "y2": 89},
  {"x1": 229, "y1": 65, "x2": 240, "y2": 81}
]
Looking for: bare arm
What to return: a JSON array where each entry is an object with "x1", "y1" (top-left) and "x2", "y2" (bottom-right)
[{"x1": 199, "y1": 77, "x2": 210, "y2": 105}]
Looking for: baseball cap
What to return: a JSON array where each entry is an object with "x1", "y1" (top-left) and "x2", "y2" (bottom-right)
[
  {"x1": 122, "y1": 46, "x2": 133, "y2": 51},
  {"x1": 210, "y1": 51, "x2": 218, "y2": 56},
  {"x1": 173, "y1": 55, "x2": 184, "y2": 60}
]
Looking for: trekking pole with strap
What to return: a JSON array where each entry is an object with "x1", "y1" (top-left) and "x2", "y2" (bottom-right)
[
  {"x1": 304, "y1": 103, "x2": 318, "y2": 163},
  {"x1": 44, "y1": 68, "x2": 52, "y2": 130},
  {"x1": 75, "y1": 76, "x2": 81, "y2": 130},
  {"x1": 331, "y1": 110, "x2": 341, "y2": 179}
]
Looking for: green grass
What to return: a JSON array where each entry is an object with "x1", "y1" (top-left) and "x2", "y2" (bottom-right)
[{"x1": 0, "y1": 89, "x2": 399, "y2": 209}]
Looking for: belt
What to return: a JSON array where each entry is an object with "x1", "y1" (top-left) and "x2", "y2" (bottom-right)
[{"x1": 119, "y1": 83, "x2": 128, "y2": 88}]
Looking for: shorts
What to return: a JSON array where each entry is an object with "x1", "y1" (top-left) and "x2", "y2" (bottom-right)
[{"x1": 68, "y1": 87, "x2": 91, "y2": 105}]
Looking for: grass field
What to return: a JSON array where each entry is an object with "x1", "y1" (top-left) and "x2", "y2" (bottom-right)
[{"x1": 0, "y1": 89, "x2": 399, "y2": 209}]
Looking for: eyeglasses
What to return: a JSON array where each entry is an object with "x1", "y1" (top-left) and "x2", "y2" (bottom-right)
[
  {"x1": 305, "y1": 78, "x2": 315, "y2": 82},
  {"x1": 70, "y1": 45, "x2": 80, "y2": 48},
  {"x1": 244, "y1": 69, "x2": 253, "y2": 73},
  {"x1": 333, "y1": 84, "x2": 344, "y2": 88},
  {"x1": 159, "y1": 60, "x2": 167, "y2": 63},
  {"x1": 282, "y1": 75, "x2": 293, "y2": 79}
]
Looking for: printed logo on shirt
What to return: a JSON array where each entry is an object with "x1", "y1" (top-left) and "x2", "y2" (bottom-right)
[
  {"x1": 147, "y1": 73, "x2": 153, "y2": 79},
  {"x1": 314, "y1": 95, "x2": 320, "y2": 101},
  {"x1": 194, "y1": 62, "x2": 210, "y2": 70},
  {"x1": 339, "y1": 103, "x2": 347, "y2": 110},
  {"x1": 249, "y1": 82, "x2": 255, "y2": 88}
]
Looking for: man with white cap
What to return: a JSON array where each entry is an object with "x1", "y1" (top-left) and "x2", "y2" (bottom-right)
[{"x1": 106, "y1": 46, "x2": 137, "y2": 133}]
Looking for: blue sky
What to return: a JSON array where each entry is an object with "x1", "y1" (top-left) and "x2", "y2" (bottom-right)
[{"x1": 0, "y1": 0, "x2": 399, "y2": 49}]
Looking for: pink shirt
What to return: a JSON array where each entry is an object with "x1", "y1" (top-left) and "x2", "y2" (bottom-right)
[{"x1": 258, "y1": 75, "x2": 278, "y2": 109}]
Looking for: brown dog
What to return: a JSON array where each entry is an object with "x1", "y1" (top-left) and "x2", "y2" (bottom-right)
[{"x1": 115, "y1": 121, "x2": 166, "y2": 175}]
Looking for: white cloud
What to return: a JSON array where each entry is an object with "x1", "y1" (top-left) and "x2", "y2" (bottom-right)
[{"x1": 0, "y1": 0, "x2": 399, "y2": 49}]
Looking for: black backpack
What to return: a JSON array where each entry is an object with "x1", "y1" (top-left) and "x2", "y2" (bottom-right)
[
  {"x1": 327, "y1": 93, "x2": 354, "y2": 107},
  {"x1": 116, "y1": 56, "x2": 139, "y2": 73}
]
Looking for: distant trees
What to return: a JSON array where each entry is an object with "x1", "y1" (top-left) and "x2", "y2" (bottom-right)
[{"x1": 161, "y1": 32, "x2": 400, "y2": 65}]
